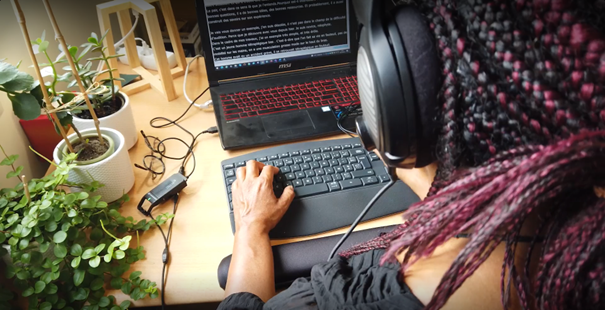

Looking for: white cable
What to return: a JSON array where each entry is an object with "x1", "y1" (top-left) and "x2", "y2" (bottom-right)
[
  {"x1": 184, "y1": 55, "x2": 213, "y2": 109},
  {"x1": 114, "y1": 11, "x2": 140, "y2": 48}
]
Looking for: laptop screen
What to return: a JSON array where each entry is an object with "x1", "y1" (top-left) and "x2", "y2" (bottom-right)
[{"x1": 196, "y1": 0, "x2": 358, "y2": 84}]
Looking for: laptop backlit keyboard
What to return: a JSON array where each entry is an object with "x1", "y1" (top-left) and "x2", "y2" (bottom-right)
[{"x1": 220, "y1": 76, "x2": 359, "y2": 121}]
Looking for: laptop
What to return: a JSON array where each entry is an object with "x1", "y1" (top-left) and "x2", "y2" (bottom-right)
[{"x1": 195, "y1": 0, "x2": 360, "y2": 149}]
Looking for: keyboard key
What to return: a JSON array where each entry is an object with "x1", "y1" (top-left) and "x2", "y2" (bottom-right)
[
  {"x1": 236, "y1": 161, "x2": 246, "y2": 167},
  {"x1": 315, "y1": 169, "x2": 325, "y2": 176},
  {"x1": 301, "y1": 163, "x2": 311, "y2": 170},
  {"x1": 321, "y1": 153, "x2": 332, "y2": 160},
  {"x1": 274, "y1": 160, "x2": 284, "y2": 167},
  {"x1": 294, "y1": 184, "x2": 329, "y2": 198},
  {"x1": 340, "y1": 179, "x2": 363, "y2": 190},
  {"x1": 227, "y1": 178, "x2": 236, "y2": 185},
  {"x1": 329, "y1": 159, "x2": 340, "y2": 166},
  {"x1": 257, "y1": 157, "x2": 268, "y2": 162},
  {"x1": 312, "y1": 148, "x2": 321, "y2": 153},
  {"x1": 313, "y1": 176, "x2": 323, "y2": 184},
  {"x1": 352, "y1": 163, "x2": 363, "y2": 170},
  {"x1": 265, "y1": 161, "x2": 274, "y2": 166},
  {"x1": 291, "y1": 164, "x2": 301, "y2": 172},
  {"x1": 354, "y1": 143, "x2": 363, "y2": 148},
  {"x1": 335, "y1": 166, "x2": 345, "y2": 173},
  {"x1": 348, "y1": 157, "x2": 358, "y2": 164},
  {"x1": 305, "y1": 170, "x2": 316, "y2": 177},
  {"x1": 223, "y1": 164, "x2": 235, "y2": 170},
  {"x1": 352, "y1": 170, "x2": 376, "y2": 178},
  {"x1": 269, "y1": 155, "x2": 279, "y2": 160},
  {"x1": 352, "y1": 149, "x2": 365, "y2": 156},
  {"x1": 378, "y1": 175, "x2": 391, "y2": 182},
  {"x1": 321, "y1": 147, "x2": 332, "y2": 152},
  {"x1": 280, "y1": 153, "x2": 290, "y2": 158},
  {"x1": 281, "y1": 166, "x2": 291, "y2": 173},
  {"x1": 369, "y1": 153, "x2": 380, "y2": 161},
  {"x1": 328, "y1": 182, "x2": 341, "y2": 192},
  {"x1": 342, "y1": 172, "x2": 352, "y2": 180},
  {"x1": 362, "y1": 176, "x2": 379, "y2": 185},
  {"x1": 293, "y1": 157, "x2": 304, "y2": 164},
  {"x1": 310, "y1": 162, "x2": 320, "y2": 169},
  {"x1": 312, "y1": 154, "x2": 322, "y2": 161},
  {"x1": 333, "y1": 145, "x2": 342, "y2": 150},
  {"x1": 293, "y1": 179, "x2": 304, "y2": 187},
  {"x1": 333, "y1": 174, "x2": 343, "y2": 181},
  {"x1": 225, "y1": 170, "x2": 235, "y2": 177},
  {"x1": 285, "y1": 173, "x2": 296, "y2": 180},
  {"x1": 303, "y1": 178, "x2": 314, "y2": 186},
  {"x1": 258, "y1": 106, "x2": 299, "y2": 115},
  {"x1": 343, "y1": 144, "x2": 352, "y2": 149},
  {"x1": 320, "y1": 161, "x2": 330, "y2": 167},
  {"x1": 290, "y1": 151, "x2": 300, "y2": 156},
  {"x1": 360, "y1": 158, "x2": 372, "y2": 169},
  {"x1": 340, "y1": 151, "x2": 350, "y2": 157},
  {"x1": 295, "y1": 171, "x2": 306, "y2": 179},
  {"x1": 323, "y1": 175, "x2": 333, "y2": 183},
  {"x1": 324, "y1": 167, "x2": 335, "y2": 174},
  {"x1": 302, "y1": 149, "x2": 311, "y2": 155},
  {"x1": 284, "y1": 158, "x2": 294, "y2": 165},
  {"x1": 303, "y1": 155, "x2": 313, "y2": 162},
  {"x1": 344, "y1": 165, "x2": 353, "y2": 172}
]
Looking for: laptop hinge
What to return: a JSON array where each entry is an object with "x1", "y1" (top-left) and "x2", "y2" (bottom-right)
[{"x1": 216, "y1": 63, "x2": 352, "y2": 86}]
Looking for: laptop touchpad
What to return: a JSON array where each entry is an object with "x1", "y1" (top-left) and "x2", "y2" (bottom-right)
[{"x1": 261, "y1": 110, "x2": 316, "y2": 137}]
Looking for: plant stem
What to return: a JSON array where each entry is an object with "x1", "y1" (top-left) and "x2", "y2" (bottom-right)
[
  {"x1": 43, "y1": 50, "x2": 58, "y2": 95},
  {"x1": 29, "y1": 146, "x2": 58, "y2": 168},
  {"x1": 100, "y1": 220, "x2": 119, "y2": 240},
  {"x1": 72, "y1": 125, "x2": 85, "y2": 145},
  {"x1": 0, "y1": 144, "x2": 24, "y2": 182},
  {"x1": 99, "y1": 49, "x2": 116, "y2": 102},
  {"x1": 22, "y1": 174, "x2": 31, "y2": 202}
]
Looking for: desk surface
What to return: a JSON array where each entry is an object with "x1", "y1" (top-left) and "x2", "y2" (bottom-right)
[{"x1": 63, "y1": 59, "x2": 430, "y2": 306}]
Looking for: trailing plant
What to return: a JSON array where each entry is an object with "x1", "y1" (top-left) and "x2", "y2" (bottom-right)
[{"x1": 0, "y1": 145, "x2": 171, "y2": 309}]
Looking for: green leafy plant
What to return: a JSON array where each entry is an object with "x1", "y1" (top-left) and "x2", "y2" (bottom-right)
[
  {"x1": 0, "y1": 59, "x2": 43, "y2": 121},
  {"x1": 0, "y1": 145, "x2": 170, "y2": 309}
]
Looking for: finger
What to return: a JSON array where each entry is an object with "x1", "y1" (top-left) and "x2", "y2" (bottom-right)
[
  {"x1": 278, "y1": 186, "x2": 296, "y2": 208},
  {"x1": 236, "y1": 167, "x2": 246, "y2": 181},
  {"x1": 245, "y1": 160, "x2": 264, "y2": 179},
  {"x1": 260, "y1": 165, "x2": 279, "y2": 183}
]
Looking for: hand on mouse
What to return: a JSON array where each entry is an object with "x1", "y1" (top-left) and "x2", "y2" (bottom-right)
[{"x1": 232, "y1": 160, "x2": 295, "y2": 235}]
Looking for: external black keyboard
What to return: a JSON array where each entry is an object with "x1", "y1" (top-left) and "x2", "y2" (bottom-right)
[{"x1": 221, "y1": 138, "x2": 420, "y2": 238}]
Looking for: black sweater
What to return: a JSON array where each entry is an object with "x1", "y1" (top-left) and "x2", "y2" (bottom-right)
[{"x1": 218, "y1": 249, "x2": 425, "y2": 309}]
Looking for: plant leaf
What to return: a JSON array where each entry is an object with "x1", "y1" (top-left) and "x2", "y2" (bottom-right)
[
  {"x1": 54, "y1": 243, "x2": 67, "y2": 258},
  {"x1": 6, "y1": 166, "x2": 24, "y2": 179},
  {"x1": 0, "y1": 155, "x2": 18, "y2": 166},
  {"x1": 114, "y1": 250, "x2": 125, "y2": 260},
  {"x1": 94, "y1": 243, "x2": 106, "y2": 254},
  {"x1": 82, "y1": 248, "x2": 96, "y2": 259},
  {"x1": 70, "y1": 244, "x2": 83, "y2": 256},
  {"x1": 9, "y1": 93, "x2": 41, "y2": 121},
  {"x1": 89, "y1": 256, "x2": 101, "y2": 268},
  {"x1": 34, "y1": 281, "x2": 46, "y2": 294},
  {"x1": 73, "y1": 269, "x2": 85, "y2": 286},
  {"x1": 91, "y1": 277, "x2": 104, "y2": 291},
  {"x1": 110, "y1": 277, "x2": 123, "y2": 289},
  {"x1": 21, "y1": 287, "x2": 34, "y2": 297},
  {"x1": 38, "y1": 40, "x2": 49, "y2": 53},
  {"x1": 39, "y1": 302, "x2": 52, "y2": 310},
  {"x1": 2, "y1": 71, "x2": 34, "y2": 92},
  {"x1": 120, "y1": 282, "x2": 132, "y2": 295},
  {"x1": 129, "y1": 271, "x2": 142, "y2": 281},
  {"x1": 71, "y1": 256, "x2": 81, "y2": 268},
  {"x1": 53, "y1": 231, "x2": 67, "y2": 243},
  {"x1": 0, "y1": 61, "x2": 19, "y2": 84},
  {"x1": 44, "y1": 221, "x2": 57, "y2": 232}
]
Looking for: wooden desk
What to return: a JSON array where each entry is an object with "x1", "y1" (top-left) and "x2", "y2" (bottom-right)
[{"x1": 62, "y1": 58, "x2": 431, "y2": 306}]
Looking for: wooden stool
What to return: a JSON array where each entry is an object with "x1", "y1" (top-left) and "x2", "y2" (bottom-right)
[{"x1": 97, "y1": 0, "x2": 188, "y2": 101}]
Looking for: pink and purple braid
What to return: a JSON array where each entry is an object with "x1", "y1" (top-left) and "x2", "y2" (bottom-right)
[{"x1": 342, "y1": 0, "x2": 605, "y2": 309}]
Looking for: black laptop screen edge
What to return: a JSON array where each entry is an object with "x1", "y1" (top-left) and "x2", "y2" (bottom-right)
[{"x1": 195, "y1": 0, "x2": 359, "y2": 85}]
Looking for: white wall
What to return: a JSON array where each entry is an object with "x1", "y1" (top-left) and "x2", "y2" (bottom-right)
[{"x1": 0, "y1": 0, "x2": 120, "y2": 189}]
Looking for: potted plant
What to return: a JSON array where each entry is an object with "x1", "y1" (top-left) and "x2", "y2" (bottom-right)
[
  {"x1": 55, "y1": 31, "x2": 138, "y2": 150},
  {"x1": 0, "y1": 146, "x2": 172, "y2": 309}
]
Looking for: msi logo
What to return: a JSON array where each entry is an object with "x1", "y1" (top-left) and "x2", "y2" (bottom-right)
[{"x1": 279, "y1": 63, "x2": 292, "y2": 69}]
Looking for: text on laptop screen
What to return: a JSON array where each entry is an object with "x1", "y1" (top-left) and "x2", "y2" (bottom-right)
[{"x1": 203, "y1": 0, "x2": 351, "y2": 71}]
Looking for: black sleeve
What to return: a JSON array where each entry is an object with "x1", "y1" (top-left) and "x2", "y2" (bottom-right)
[{"x1": 217, "y1": 292, "x2": 265, "y2": 310}]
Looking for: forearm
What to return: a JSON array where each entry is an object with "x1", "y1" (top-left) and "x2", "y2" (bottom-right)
[{"x1": 225, "y1": 225, "x2": 276, "y2": 302}]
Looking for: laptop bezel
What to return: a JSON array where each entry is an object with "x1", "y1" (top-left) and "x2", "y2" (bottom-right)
[{"x1": 195, "y1": 0, "x2": 359, "y2": 85}]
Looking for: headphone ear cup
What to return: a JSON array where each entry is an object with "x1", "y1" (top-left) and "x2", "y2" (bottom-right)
[{"x1": 393, "y1": 6, "x2": 441, "y2": 167}]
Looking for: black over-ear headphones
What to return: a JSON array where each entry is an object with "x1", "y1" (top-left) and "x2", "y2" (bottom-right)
[{"x1": 353, "y1": 0, "x2": 442, "y2": 168}]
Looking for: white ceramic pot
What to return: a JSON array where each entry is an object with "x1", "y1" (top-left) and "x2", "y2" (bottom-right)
[
  {"x1": 71, "y1": 92, "x2": 138, "y2": 150},
  {"x1": 53, "y1": 128, "x2": 135, "y2": 203}
]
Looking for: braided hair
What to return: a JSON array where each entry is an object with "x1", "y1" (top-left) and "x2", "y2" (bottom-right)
[{"x1": 341, "y1": 0, "x2": 605, "y2": 309}]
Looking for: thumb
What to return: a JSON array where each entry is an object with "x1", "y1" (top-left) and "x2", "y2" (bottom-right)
[{"x1": 278, "y1": 185, "x2": 295, "y2": 208}]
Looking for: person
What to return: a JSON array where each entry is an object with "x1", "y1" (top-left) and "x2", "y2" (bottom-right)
[{"x1": 219, "y1": 0, "x2": 605, "y2": 309}]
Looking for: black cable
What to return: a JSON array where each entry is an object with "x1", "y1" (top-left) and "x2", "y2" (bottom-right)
[
  {"x1": 327, "y1": 179, "x2": 397, "y2": 261},
  {"x1": 336, "y1": 104, "x2": 360, "y2": 137},
  {"x1": 147, "y1": 87, "x2": 218, "y2": 179},
  {"x1": 148, "y1": 194, "x2": 179, "y2": 310}
]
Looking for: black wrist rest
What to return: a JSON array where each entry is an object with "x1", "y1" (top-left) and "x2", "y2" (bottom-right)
[{"x1": 217, "y1": 224, "x2": 399, "y2": 289}]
